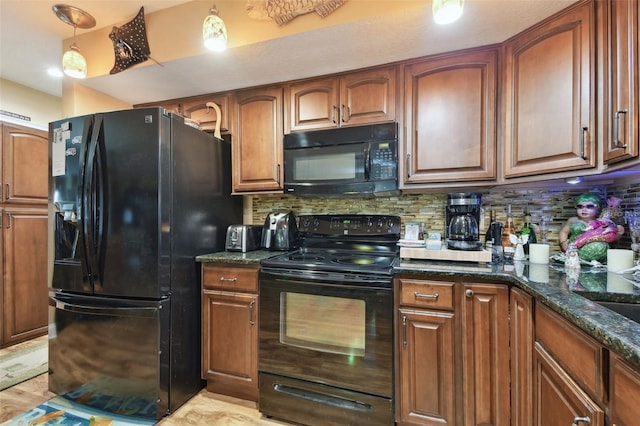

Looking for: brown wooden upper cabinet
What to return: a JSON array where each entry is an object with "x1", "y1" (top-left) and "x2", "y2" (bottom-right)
[
  {"x1": 180, "y1": 95, "x2": 229, "y2": 134},
  {"x1": 603, "y1": 0, "x2": 639, "y2": 165},
  {"x1": 286, "y1": 66, "x2": 396, "y2": 132},
  {"x1": 1, "y1": 123, "x2": 48, "y2": 205},
  {"x1": 503, "y1": 1, "x2": 596, "y2": 178},
  {"x1": 402, "y1": 48, "x2": 498, "y2": 186},
  {"x1": 135, "y1": 94, "x2": 230, "y2": 134},
  {"x1": 231, "y1": 86, "x2": 284, "y2": 194}
]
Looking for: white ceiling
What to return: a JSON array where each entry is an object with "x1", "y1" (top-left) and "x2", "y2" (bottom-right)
[{"x1": 1, "y1": 0, "x2": 579, "y2": 106}]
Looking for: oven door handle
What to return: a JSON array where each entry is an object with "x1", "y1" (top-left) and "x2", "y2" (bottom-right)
[
  {"x1": 260, "y1": 268, "x2": 393, "y2": 288},
  {"x1": 273, "y1": 383, "x2": 373, "y2": 413}
]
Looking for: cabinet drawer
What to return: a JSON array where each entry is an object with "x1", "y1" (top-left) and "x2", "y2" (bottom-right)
[
  {"x1": 397, "y1": 279, "x2": 454, "y2": 310},
  {"x1": 202, "y1": 264, "x2": 258, "y2": 292},
  {"x1": 535, "y1": 304, "x2": 605, "y2": 402}
]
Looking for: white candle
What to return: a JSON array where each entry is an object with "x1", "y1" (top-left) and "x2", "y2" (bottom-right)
[
  {"x1": 607, "y1": 249, "x2": 635, "y2": 272},
  {"x1": 529, "y1": 243, "x2": 550, "y2": 264}
]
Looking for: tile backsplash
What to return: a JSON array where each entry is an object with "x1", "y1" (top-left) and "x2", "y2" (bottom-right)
[{"x1": 251, "y1": 179, "x2": 640, "y2": 256}]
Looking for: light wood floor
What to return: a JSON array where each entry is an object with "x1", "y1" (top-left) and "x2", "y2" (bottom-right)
[{"x1": 0, "y1": 336, "x2": 290, "y2": 425}]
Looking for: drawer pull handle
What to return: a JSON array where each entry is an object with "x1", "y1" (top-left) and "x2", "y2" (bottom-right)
[
  {"x1": 414, "y1": 291, "x2": 439, "y2": 300},
  {"x1": 572, "y1": 416, "x2": 590, "y2": 426},
  {"x1": 219, "y1": 277, "x2": 237, "y2": 282}
]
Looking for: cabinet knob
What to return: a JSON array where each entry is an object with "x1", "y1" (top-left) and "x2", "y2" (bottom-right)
[{"x1": 465, "y1": 289, "x2": 474, "y2": 298}]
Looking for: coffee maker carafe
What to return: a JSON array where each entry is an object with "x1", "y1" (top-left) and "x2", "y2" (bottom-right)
[{"x1": 446, "y1": 192, "x2": 483, "y2": 251}]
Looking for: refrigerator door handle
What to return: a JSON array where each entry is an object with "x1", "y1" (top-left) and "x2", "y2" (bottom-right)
[
  {"x1": 82, "y1": 114, "x2": 104, "y2": 289},
  {"x1": 50, "y1": 295, "x2": 160, "y2": 318}
]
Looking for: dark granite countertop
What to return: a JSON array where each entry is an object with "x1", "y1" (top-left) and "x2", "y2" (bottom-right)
[
  {"x1": 195, "y1": 250, "x2": 640, "y2": 370},
  {"x1": 196, "y1": 249, "x2": 278, "y2": 265},
  {"x1": 395, "y1": 259, "x2": 640, "y2": 370}
]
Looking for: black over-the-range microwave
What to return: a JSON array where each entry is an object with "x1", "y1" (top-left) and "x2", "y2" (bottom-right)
[{"x1": 283, "y1": 122, "x2": 399, "y2": 197}]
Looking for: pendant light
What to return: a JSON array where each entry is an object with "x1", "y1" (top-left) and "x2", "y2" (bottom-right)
[
  {"x1": 203, "y1": 4, "x2": 228, "y2": 52},
  {"x1": 432, "y1": 0, "x2": 464, "y2": 25},
  {"x1": 53, "y1": 4, "x2": 96, "y2": 79}
]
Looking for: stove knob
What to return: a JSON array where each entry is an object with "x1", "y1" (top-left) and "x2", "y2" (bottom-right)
[{"x1": 301, "y1": 218, "x2": 311, "y2": 228}]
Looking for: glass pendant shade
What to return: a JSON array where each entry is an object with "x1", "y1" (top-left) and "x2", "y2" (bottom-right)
[
  {"x1": 203, "y1": 5, "x2": 227, "y2": 52},
  {"x1": 433, "y1": 0, "x2": 464, "y2": 25},
  {"x1": 62, "y1": 44, "x2": 87, "y2": 79}
]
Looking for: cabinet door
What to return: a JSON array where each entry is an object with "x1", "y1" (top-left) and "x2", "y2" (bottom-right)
[
  {"x1": 534, "y1": 343, "x2": 604, "y2": 426},
  {"x1": 510, "y1": 288, "x2": 534, "y2": 426},
  {"x1": 603, "y1": 0, "x2": 639, "y2": 164},
  {"x1": 202, "y1": 290, "x2": 258, "y2": 401},
  {"x1": 181, "y1": 95, "x2": 230, "y2": 133},
  {"x1": 460, "y1": 283, "x2": 510, "y2": 426},
  {"x1": 340, "y1": 67, "x2": 396, "y2": 127},
  {"x1": 610, "y1": 354, "x2": 640, "y2": 426},
  {"x1": 403, "y1": 49, "x2": 497, "y2": 185},
  {"x1": 397, "y1": 308, "x2": 455, "y2": 426},
  {"x1": 503, "y1": 1, "x2": 595, "y2": 177},
  {"x1": 287, "y1": 77, "x2": 339, "y2": 132},
  {"x1": 1, "y1": 207, "x2": 48, "y2": 347},
  {"x1": 1, "y1": 124, "x2": 48, "y2": 204},
  {"x1": 232, "y1": 86, "x2": 284, "y2": 193}
]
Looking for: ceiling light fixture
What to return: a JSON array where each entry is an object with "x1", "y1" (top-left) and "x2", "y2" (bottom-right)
[
  {"x1": 565, "y1": 176, "x2": 584, "y2": 185},
  {"x1": 203, "y1": 4, "x2": 227, "y2": 52},
  {"x1": 53, "y1": 4, "x2": 96, "y2": 79},
  {"x1": 433, "y1": 0, "x2": 464, "y2": 25}
]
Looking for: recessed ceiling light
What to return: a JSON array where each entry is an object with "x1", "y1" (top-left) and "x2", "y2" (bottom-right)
[
  {"x1": 565, "y1": 176, "x2": 584, "y2": 185},
  {"x1": 47, "y1": 67, "x2": 64, "y2": 78}
]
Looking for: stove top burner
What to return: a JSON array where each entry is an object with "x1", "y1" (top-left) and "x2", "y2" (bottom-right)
[
  {"x1": 332, "y1": 255, "x2": 394, "y2": 267},
  {"x1": 260, "y1": 214, "x2": 401, "y2": 276},
  {"x1": 288, "y1": 253, "x2": 327, "y2": 262}
]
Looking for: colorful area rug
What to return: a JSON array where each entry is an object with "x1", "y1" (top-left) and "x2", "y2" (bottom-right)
[
  {"x1": 0, "y1": 396, "x2": 156, "y2": 425},
  {"x1": 0, "y1": 340, "x2": 47, "y2": 391}
]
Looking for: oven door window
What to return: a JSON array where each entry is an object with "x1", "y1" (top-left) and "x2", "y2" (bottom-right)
[
  {"x1": 285, "y1": 143, "x2": 365, "y2": 183},
  {"x1": 280, "y1": 292, "x2": 365, "y2": 357}
]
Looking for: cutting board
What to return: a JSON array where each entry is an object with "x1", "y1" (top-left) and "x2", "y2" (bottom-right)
[{"x1": 400, "y1": 247, "x2": 492, "y2": 263}]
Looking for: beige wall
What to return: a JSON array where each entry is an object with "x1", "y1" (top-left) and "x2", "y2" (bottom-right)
[
  {"x1": 61, "y1": 80, "x2": 130, "y2": 118},
  {"x1": 69, "y1": 1, "x2": 419, "y2": 80},
  {"x1": 0, "y1": 78, "x2": 62, "y2": 128}
]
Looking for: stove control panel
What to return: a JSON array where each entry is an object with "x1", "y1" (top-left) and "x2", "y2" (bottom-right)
[{"x1": 298, "y1": 214, "x2": 401, "y2": 236}]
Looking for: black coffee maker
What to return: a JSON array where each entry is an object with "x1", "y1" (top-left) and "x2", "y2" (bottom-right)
[{"x1": 445, "y1": 192, "x2": 483, "y2": 251}]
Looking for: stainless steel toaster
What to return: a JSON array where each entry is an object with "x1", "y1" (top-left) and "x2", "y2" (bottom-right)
[{"x1": 225, "y1": 225, "x2": 263, "y2": 252}]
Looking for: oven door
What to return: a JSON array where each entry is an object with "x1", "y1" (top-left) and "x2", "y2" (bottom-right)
[{"x1": 258, "y1": 269, "x2": 393, "y2": 397}]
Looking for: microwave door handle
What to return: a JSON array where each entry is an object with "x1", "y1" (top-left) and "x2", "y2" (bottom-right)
[{"x1": 364, "y1": 144, "x2": 371, "y2": 180}]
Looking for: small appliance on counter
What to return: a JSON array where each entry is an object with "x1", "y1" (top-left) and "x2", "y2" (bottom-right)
[
  {"x1": 261, "y1": 211, "x2": 299, "y2": 251},
  {"x1": 446, "y1": 192, "x2": 483, "y2": 251},
  {"x1": 225, "y1": 225, "x2": 263, "y2": 252}
]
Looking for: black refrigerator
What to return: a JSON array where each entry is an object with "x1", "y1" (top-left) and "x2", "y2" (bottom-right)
[{"x1": 47, "y1": 107, "x2": 242, "y2": 420}]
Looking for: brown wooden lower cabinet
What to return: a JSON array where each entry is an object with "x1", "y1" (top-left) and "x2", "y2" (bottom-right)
[
  {"x1": 397, "y1": 308, "x2": 456, "y2": 425},
  {"x1": 534, "y1": 343, "x2": 605, "y2": 426},
  {"x1": 509, "y1": 287, "x2": 534, "y2": 426},
  {"x1": 609, "y1": 354, "x2": 640, "y2": 426},
  {"x1": 201, "y1": 264, "x2": 259, "y2": 401},
  {"x1": 1, "y1": 207, "x2": 48, "y2": 348},
  {"x1": 395, "y1": 277, "x2": 509, "y2": 426}
]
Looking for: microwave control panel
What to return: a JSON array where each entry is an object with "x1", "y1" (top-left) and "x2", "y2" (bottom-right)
[{"x1": 370, "y1": 141, "x2": 397, "y2": 180}]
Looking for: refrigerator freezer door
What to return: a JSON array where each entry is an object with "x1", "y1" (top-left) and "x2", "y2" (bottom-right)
[
  {"x1": 50, "y1": 115, "x2": 93, "y2": 294},
  {"x1": 48, "y1": 292, "x2": 170, "y2": 420}
]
